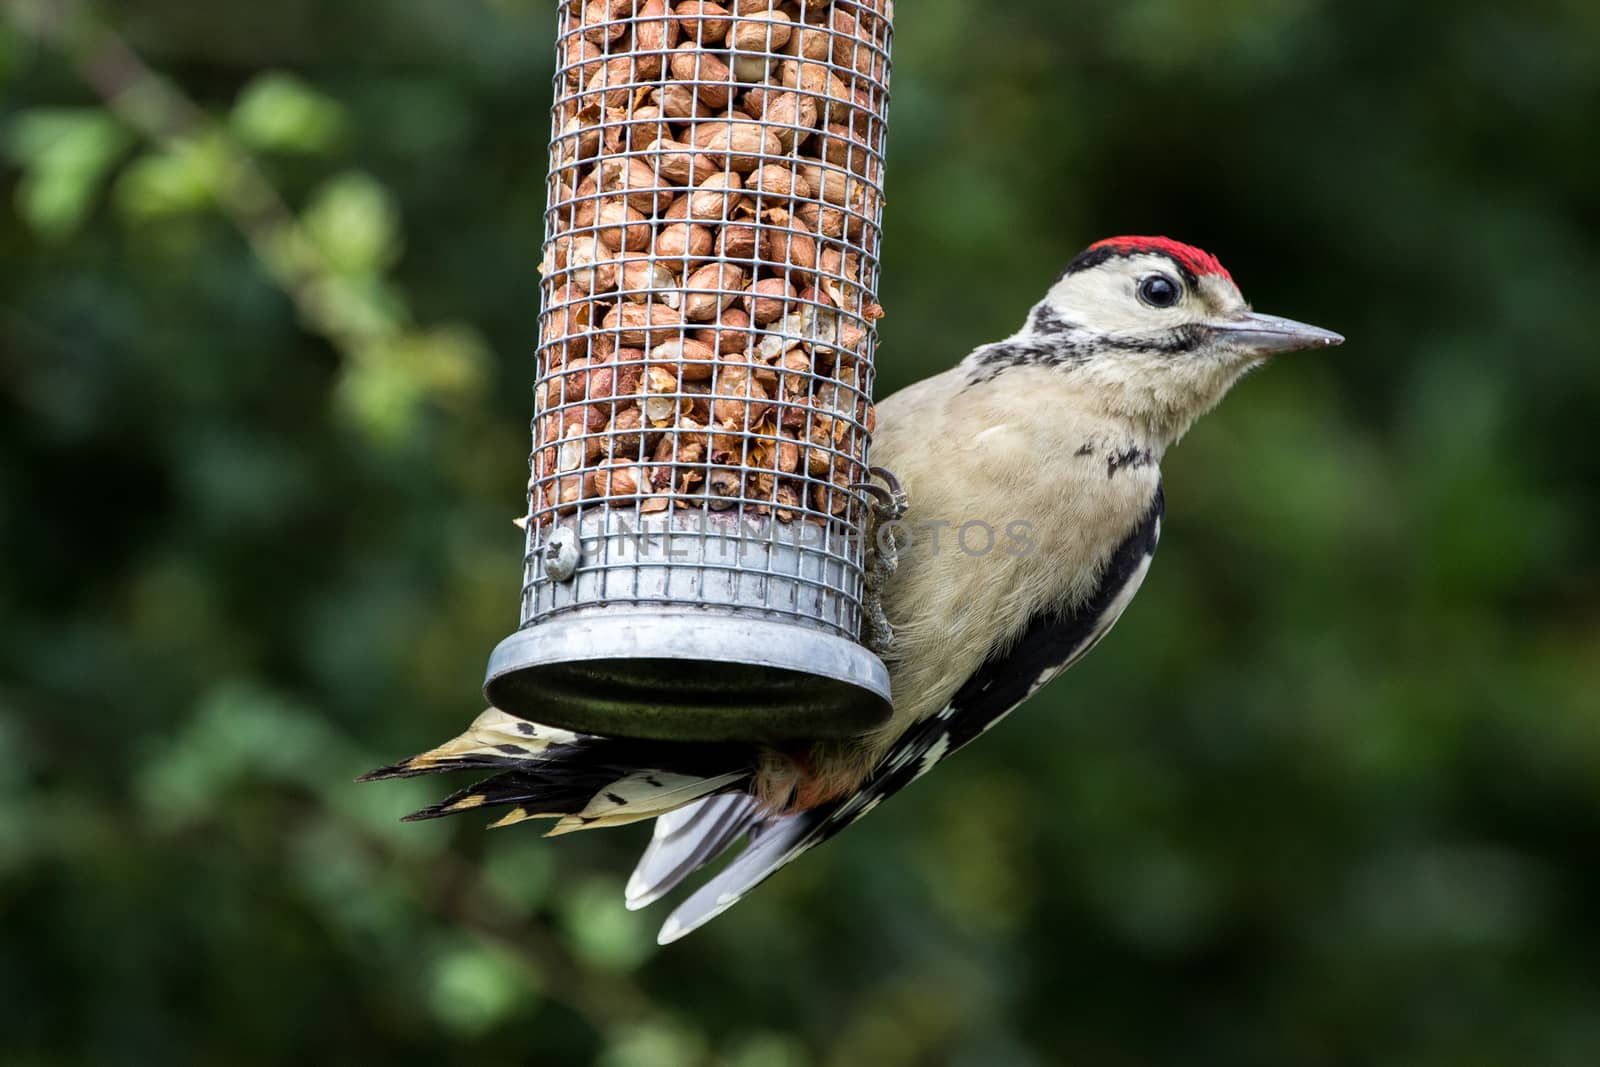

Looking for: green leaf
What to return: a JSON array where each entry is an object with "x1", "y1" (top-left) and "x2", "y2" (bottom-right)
[
  {"x1": 303, "y1": 171, "x2": 401, "y2": 275},
  {"x1": 135, "y1": 683, "x2": 353, "y2": 830},
  {"x1": 335, "y1": 358, "x2": 427, "y2": 442},
  {"x1": 6, "y1": 108, "x2": 131, "y2": 239},
  {"x1": 428, "y1": 943, "x2": 537, "y2": 1035},
  {"x1": 310, "y1": 274, "x2": 408, "y2": 340},
  {"x1": 726, "y1": 1032, "x2": 812, "y2": 1067},
  {"x1": 597, "y1": 1022, "x2": 708, "y2": 1067},
  {"x1": 113, "y1": 135, "x2": 227, "y2": 221},
  {"x1": 558, "y1": 876, "x2": 654, "y2": 974},
  {"x1": 231, "y1": 72, "x2": 347, "y2": 155},
  {"x1": 395, "y1": 324, "x2": 492, "y2": 405},
  {"x1": 482, "y1": 845, "x2": 555, "y2": 913}
]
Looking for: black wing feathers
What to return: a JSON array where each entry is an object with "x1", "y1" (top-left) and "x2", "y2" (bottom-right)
[{"x1": 808, "y1": 485, "x2": 1163, "y2": 846}]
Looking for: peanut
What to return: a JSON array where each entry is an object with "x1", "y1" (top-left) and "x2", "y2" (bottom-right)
[
  {"x1": 673, "y1": 1, "x2": 732, "y2": 45},
  {"x1": 650, "y1": 337, "x2": 720, "y2": 381},
  {"x1": 603, "y1": 302, "x2": 686, "y2": 347},
  {"x1": 645, "y1": 138, "x2": 719, "y2": 186},
  {"x1": 654, "y1": 221, "x2": 715, "y2": 261},
  {"x1": 536, "y1": 0, "x2": 891, "y2": 523},
  {"x1": 743, "y1": 277, "x2": 795, "y2": 326},
  {"x1": 682, "y1": 262, "x2": 748, "y2": 321},
  {"x1": 732, "y1": 10, "x2": 792, "y2": 53},
  {"x1": 599, "y1": 156, "x2": 673, "y2": 215},
  {"x1": 689, "y1": 119, "x2": 782, "y2": 172},
  {"x1": 670, "y1": 46, "x2": 734, "y2": 109}
]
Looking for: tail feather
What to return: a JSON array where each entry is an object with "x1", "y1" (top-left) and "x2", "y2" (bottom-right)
[
  {"x1": 625, "y1": 794, "x2": 763, "y2": 911},
  {"x1": 399, "y1": 767, "x2": 609, "y2": 824},
  {"x1": 357, "y1": 709, "x2": 584, "y2": 782},
  {"x1": 655, "y1": 811, "x2": 822, "y2": 944},
  {"x1": 363, "y1": 708, "x2": 753, "y2": 836},
  {"x1": 546, "y1": 770, "x2": 747, "y2": 836},
  {"x1": 644, "y1": 706, "x2": 966, "y2": 942}
]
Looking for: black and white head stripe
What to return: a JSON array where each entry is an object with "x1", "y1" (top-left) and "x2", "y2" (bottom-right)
[
  {"x1": 965, "y1": 240, "x2": 1234, "y2": 386},
  {"x1": 656, "y1": 487, "x2": 1165, "y2": 944}
]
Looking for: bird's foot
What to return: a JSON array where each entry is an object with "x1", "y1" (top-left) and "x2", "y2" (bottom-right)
[
  {"x1": 853, "y1": 466, "x2": 908, "y2": 524},
  {"x1": 855, "y1": 467, "x2": 908, "y2": 657}
]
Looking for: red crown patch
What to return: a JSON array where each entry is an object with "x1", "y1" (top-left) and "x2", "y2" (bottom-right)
[{"x1": 1089, "y1": 236, "x2": 1234, "y2": 284}]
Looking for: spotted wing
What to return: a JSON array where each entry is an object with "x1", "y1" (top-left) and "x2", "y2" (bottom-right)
[{"x1": 656, "y1": 486, "x2": 1165, "y2": 943}]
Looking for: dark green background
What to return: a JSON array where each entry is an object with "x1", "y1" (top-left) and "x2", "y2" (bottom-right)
[{"x1": 4, "y1": 1, "x2": 1598, "y2": 1064}]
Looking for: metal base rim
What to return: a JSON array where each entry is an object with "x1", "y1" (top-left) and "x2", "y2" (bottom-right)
[{"x1": 484, "y1": 611, "x2": 893, "y2": 743}]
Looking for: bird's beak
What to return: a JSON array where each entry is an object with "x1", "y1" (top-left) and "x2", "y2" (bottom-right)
[{"x1": 1210, "y1": 312, "x2": 1345, "y2": 356}]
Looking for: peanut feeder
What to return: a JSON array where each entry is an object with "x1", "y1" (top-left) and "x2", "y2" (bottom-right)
[{"x1": 485, "y1": 0, "x2": 897, "y2": 742}]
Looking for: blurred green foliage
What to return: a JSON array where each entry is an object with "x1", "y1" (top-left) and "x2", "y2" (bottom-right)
[{"x1": 3, "y1": 0, "x2": 1598, "y2": 1064}]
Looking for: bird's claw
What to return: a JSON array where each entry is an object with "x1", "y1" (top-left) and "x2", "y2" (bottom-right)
[
  {"x1": 851, "y1": 466, "x2": 908, "y2": 522},
  {"x1": 858, "y1": 466, "x2": 907, "y2": 657}
]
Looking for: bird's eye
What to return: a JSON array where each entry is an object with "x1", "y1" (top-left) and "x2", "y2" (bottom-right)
[{"x1": 1138, "y1": 274, "x2": 1182, "y2": 309}]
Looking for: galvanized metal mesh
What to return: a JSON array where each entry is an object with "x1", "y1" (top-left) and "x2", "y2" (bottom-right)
[{"x1": 521, "y1": 0, "x2": 895, "y2": 642}]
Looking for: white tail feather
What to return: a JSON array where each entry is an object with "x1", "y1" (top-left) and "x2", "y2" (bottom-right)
[
  {"x1": 625, "y1": 794, "x2": 762, "y2": 911},
  {"x1": 654, "y1": 813, "x2": 819, "y2": 945}
]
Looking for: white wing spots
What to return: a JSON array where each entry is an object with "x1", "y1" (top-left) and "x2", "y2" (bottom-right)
[
  {"x1": 1018, "y1": 669, "x2": 1065, "y2": 703},
  {"x1": 916, "y1": 733, "x2": 952, "y2": 777},
  {"x1": 834, "y1": 793, "x2": 869, "y2": 818},
  {"x1": 1021, "y1": 667, "x2": 1055, "y2": 701},
  {"x1": 885, "y1": 744, "x2": 919, "y2": 772},
  {"x1": 824, "y1": 789, "x2": 888, "y2": 831}
]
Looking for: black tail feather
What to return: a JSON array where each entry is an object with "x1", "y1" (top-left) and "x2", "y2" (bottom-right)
[
  {"x1": 400, "y1": 767, "x2": 620, "y2": 823},
  {"x1": 361, "y1": 708, "x2": 758, "y2": 834},
  {"x1": 357, "y1": 754, "x2": 528, "y2": 784}
]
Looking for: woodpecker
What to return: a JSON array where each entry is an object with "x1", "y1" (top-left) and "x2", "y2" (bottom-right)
[{"x1": 363, "y1": 236, "x2": 1344, "y2": 944}]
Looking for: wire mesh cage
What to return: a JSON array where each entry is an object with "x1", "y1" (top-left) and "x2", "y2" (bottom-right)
[{"x1": 484, "y1": 0, "x2": 897, "y2": 742}]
